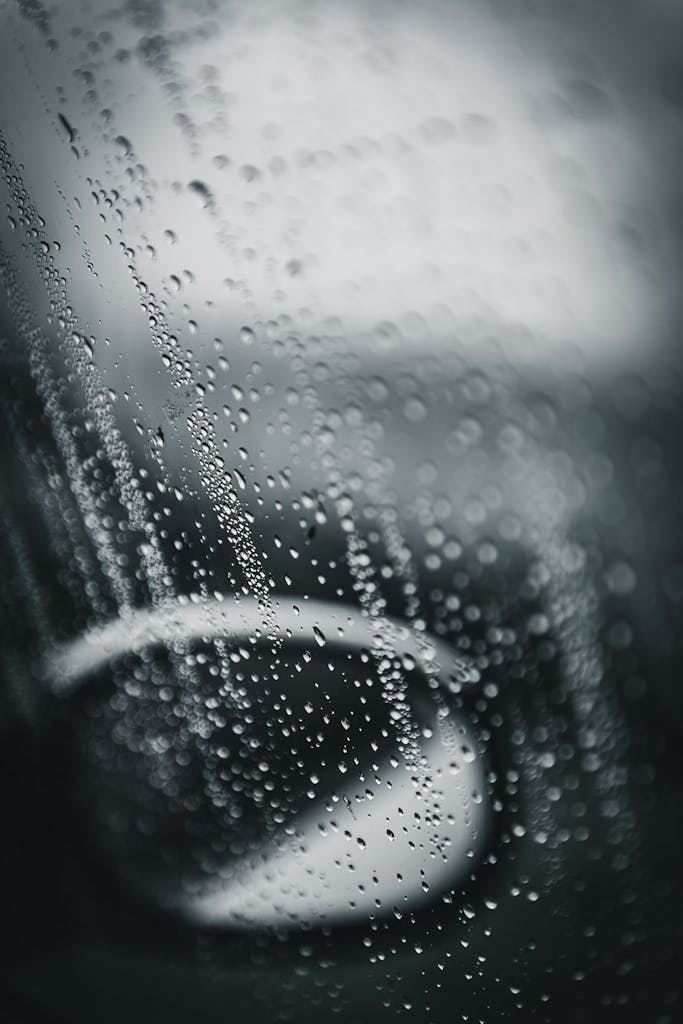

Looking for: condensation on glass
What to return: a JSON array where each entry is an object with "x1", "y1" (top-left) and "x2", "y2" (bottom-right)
[{"x1": 1, "y1": 1, "x2": 682, "y2": 1022}]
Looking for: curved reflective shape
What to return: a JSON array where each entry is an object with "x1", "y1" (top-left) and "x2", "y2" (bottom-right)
[
  {"x1": 48, "y1": 596, "x2": 482, "y2": 694},
  {"x1": 50, "y1": 597, "x2": 491, "y2": 928}
]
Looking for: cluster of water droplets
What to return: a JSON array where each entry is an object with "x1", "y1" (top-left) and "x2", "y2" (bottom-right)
[{"x1": 2, "y1": 0, "x2": 678, "y2": 1019}]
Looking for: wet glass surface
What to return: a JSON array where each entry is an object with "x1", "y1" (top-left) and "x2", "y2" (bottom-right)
[{"x1": 1, "y1": 1, "x2": 682, "y2": 1021}]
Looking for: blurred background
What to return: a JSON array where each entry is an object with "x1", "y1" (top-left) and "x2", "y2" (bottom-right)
[{"x1": 1, "y1": 1, "x2": 682, "y2": 1021}]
